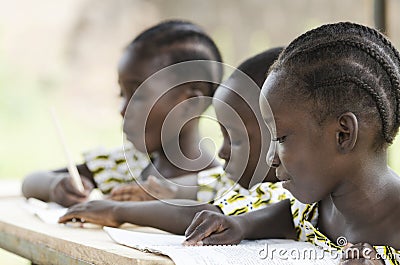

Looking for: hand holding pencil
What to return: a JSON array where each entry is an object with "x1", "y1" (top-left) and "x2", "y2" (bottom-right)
[
  {"x1": 48, "y1": 172, "x2": 94, "y2": 207},
  {"x1": 48, "y1": 108, "x2": 95, "y2": 207}
]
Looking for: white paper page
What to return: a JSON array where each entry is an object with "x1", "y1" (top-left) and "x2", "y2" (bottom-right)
[
  {"x1": 104, "y1": 226, "x2": 186, "y2": 252},
  {"x1": 104, "y1": 227, "x2": 340, "y2": 265},
  {"x1": 21, "y1": 198, "x2": 68, "y2": 224},
  {"x1": 21, "y1": 189, "x2": 103, "y2": 225}
]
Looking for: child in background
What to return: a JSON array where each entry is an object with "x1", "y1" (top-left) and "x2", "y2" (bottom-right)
[
  {"x1": 184, "y1": 22, "x2": 400, "y2": 264},
  {"x1": 58, "y1": 48, "x2": 284, "y2": 234},
  {"x1": 22, "y1": 20, "x2": 222, "y2": 207}
]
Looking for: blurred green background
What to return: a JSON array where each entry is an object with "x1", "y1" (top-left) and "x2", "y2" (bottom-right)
[{"x1": 0, "y1": 0, "x2": 399, "y2": 263}]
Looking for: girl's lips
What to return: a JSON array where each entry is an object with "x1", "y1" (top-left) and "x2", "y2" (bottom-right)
[
  {"x1": 276, "y1": 175, "x2": 290, "y2": 181},
  {"x1": 281, "y1": 179, "x2": 292, "y2": 189}
]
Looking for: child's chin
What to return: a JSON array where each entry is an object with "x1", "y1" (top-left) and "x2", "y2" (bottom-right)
[
  {"x1": 290, "y1": 188, "x2": 318, "y2": 205},
  {"x1": 128, "y1": 139, "x2": 147, "y2": 153}
]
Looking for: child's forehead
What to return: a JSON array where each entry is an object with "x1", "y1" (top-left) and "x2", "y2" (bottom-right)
[
  {"x1": 213, "y1": 85, "x2": 260, "y2": 123},
  {"x1": 217, "y1": 75, "x2": 259, "y2": 98},
  {"x1": 214, "y1": 86, "x2": 248, "y2": 108},
  {"x1": 118, "y1": 47, "x2": 172, "y2": 74},
  {"x1": 262, "y1": 70, "x2": 299, "y2": 100}
]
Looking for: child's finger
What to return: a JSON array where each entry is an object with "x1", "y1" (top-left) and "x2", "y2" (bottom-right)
[
  {"x1": 342, "y1": 243, "x2": 354, "y2": 250},
  {"x1": 111, "y1": 184, "x2": 141, "y2": 196},
  {"x1": 64, "y1": 178, "x2": 87, "y2": 197},
  {"x1": 184, "y1": 222, "x2": 218, "y2": 246},
  {"x1": 201, "y1": 229, "x2": 241, "y2": 246},
  {"x1": 61, "y1": 193, "x2": 88, "y2": 206},
  {"x1": 147, "y1": 176, "x2": 177, "y2": 198},
  {"x1": 58, "y1": 212, "x2": 81, "y2": 223},
  {"x1": 184, "y1": 216, "x2": 220, "y2": 245},
  {"x1": 111, "y1": 184, "x2": 134, "y2": 195},
  {"x1": 184, "y1": 211, "x2": 208, "y2": 237},
  {"x1": 341, "y1": 243, "x2": 377, "y2": 261},
  {"x1": 58, "y1": 203, "x2": 89, "y2": 223},
  {"x1": 110, "y1": 187, "x2": 146, "y2": 201},
  {"x1": 147, "y1": 175, "x2": 161, "y2": 186},
  {"x1": 110, "y1": 186, "x2": 126, "y2": 196}
]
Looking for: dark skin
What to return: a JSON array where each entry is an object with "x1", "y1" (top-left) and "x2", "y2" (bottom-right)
[
  {"x1": 21, "y1": 45, "x2": 219, "y2": 207},
  {"x1": 21, "y1": 164, "x2": 95, "y2": 207},
  {"x1": 119, "y1": 46, "x2": 219, "y2": 179},
  {"x1": 109, "y1": 74, "x2": 279, "y2": 201},
  {"x1": 184, "y1": 71, "x2": 400, "y2": 264},
  {"x1": 58, "y1": 76, "x2": 277, "y2": 234}
]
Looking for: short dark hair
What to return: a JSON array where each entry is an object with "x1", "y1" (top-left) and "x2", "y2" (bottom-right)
[
  {"x1": 128, "y1": 20, "x2": 223, "y2": 96},
  {"x1": 270, "y1": 22, "x2": 400, "y2": 150},
  {"x1": 236, "y1": 47, "x2": 284, "y2": 88}
]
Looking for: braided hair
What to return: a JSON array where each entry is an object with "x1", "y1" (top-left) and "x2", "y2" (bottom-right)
[
  {"x1": 270, "y1": 22, "x2": 400, "y2": 150},
  {"x1": 127, "y1": 20, "x2": 223, "y2": 96}
]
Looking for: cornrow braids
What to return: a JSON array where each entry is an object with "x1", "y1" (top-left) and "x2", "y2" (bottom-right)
[
  {"x1": 127, "y1": 20, "x2": 223, "y2": 96},
  {"x1": 271, "y1": 22, "x2": 400, "y2": 149}
]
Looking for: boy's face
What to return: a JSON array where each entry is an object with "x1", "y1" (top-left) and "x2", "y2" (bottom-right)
[
  {"x1": 261, "y1": 71, "x2": 342, "y2": 203},
  {"x1": 118, "y1": 47, "x2": 186, "y2": 153},
  {"x1": 214, "y1": 77, "x2": 274, "y2": 189}
]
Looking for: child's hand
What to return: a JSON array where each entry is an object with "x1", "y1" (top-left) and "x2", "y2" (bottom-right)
[
  {"x1": 49, "y1": 174, "x2": 93, "y2": 207},
  {"x1": 341, "y1": 243, "x2": 384, "y2": 265},
  {"x1": 110, "y1": 176, "x2": 177, "y2": 201},
  {"x1": 183, "y1": 210, "x2": 245, "y2": 246},
  {"x1": 58, "y1": 200, "x2": 122, "y2": 227}
]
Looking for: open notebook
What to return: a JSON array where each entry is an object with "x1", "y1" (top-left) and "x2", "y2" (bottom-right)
[
  {"x1": 21, "y1": 198, "x2": 68, "y2": 224},
  {"x1": 104, "y1": 226, "x2": 341, "y2": 265},
  {"x1": 22, "y1": 193, "x2": 103, "y2": 226}
]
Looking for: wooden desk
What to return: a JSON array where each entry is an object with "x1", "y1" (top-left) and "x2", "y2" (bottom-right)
[{"x1": 0, "y1": 197, "x2": 174, "y2": 265}]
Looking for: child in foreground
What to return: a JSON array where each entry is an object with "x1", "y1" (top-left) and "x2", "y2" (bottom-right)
[
  {"x1": 58, "y1": 48, "x2": 284, "y2": 234},
  {"x1": 184, "y1": 22, "x2": 400, "y2": 264},
  {"x1": 21, "y1": 20, "x2": 222, "y2": 207}
]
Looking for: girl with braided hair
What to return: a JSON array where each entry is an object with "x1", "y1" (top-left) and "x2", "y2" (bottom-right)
[{"x1": 184, "y1": 22, "x2": 400, "y2": 264}]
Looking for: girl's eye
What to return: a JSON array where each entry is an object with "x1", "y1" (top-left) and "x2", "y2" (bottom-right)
[
  {"x1": 232, "y1": 140, "x2": 242, "y2": 146},
  {"x1": 132, "y1": 94, "x2": 144, "y2": 101},
  {"x1": 273, "y1": 136, "x2": 287, "y2": 143}
]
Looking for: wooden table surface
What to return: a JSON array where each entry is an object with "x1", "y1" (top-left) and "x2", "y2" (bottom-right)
[{"x1": 0, "y1": 195, "x2": 174, "y2": 265}]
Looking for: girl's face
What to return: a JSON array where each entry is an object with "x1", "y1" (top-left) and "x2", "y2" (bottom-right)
[
  {"x1": 119, "y1": 47, "x2": 187, "y2": 153},
  {"x1": 214, "y1": 77, "x2": 274, "y2": 189},
  {"x1": 260, "y1": 71, "x2": 342, "y2": 204}
]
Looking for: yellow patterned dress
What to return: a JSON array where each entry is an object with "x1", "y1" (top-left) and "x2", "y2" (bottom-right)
[
  {"x1": 291, "y1": 199, "x2": 400, "y2": 265},
  {"x1": 197, "y1": 168, "x2": 400, "y2": 264},
  {"x1": 83, "y1": 142, "x2": 150, "y2": 194}
]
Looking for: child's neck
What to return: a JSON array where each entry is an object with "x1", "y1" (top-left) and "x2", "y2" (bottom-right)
[{"x1": 320, "y1": 154, "x2": 400, "y2": 247}]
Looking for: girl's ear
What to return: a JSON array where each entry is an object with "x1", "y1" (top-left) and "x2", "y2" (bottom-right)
[{"x1": 336, "y1": 112, "x2": 358, "y2": 153}]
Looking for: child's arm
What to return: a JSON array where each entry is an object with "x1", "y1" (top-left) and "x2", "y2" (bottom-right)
[
  {"x1": 21, "y1": 163, "x2": 95, "y2": 207},
  {"x1": 58, "y1": 199, "x2": 221, "y2": 235},
  {"x1": 184, "y1": 199, "x2": 296, "y2": 245}
]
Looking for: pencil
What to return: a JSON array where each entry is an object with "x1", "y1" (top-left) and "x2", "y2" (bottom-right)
[{"x1": 50, "y1": 107, "x2": 85, "y2": 193}]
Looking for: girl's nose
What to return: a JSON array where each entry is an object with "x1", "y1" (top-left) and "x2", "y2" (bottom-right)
[
  {"x1": 218, "y1": 140, "x2": 231, "y2": 162},
  {"x1": 120, "y1": 100, "x2": 128, "y2": 118},
  {"x1": 266, "y1": 142, "x2": 280, "y2": 168}
]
